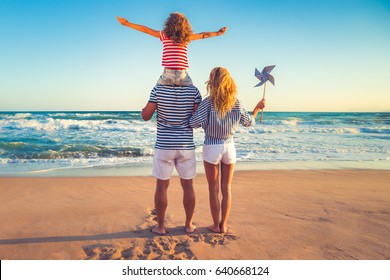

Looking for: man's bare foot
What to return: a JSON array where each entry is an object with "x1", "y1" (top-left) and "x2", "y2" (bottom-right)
[
  {"x1": 208, "y1": 224, "x2": 221, "y2": 233},
  {"x1": 185, "y1": 224, "x2": 197, "y2": 233},
  {"x1": 150, "y1": 225, "x2": 166, "y2": 235}
]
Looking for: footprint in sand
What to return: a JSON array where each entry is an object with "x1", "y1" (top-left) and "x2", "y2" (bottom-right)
[
  {"x1": 189, "y1": 233, "x2": 240, "y2": 246},
  {"x1": 118, "y1": 233, "x2": 240, "y2": 260},
  {"x1": 140, "y1": 237, "x2": 196, "y2": 260},
  {"x1": 136, "y1": 208, "x2": 158, "y2": 230},
  {"x1": 82, "y1": 243, "x2": 122, "y2": 260},
  {"x1": 82, "y1": 208, "x2": 240, "y2": 260}
]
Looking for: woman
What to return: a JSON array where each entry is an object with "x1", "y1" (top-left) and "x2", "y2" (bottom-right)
[{"x1": 189, "y1": 67, "x2": 265, "y2": 233}]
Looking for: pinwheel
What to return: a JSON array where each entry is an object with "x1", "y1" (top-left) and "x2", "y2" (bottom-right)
[{"x1": 254, "y1": 65, "x2": 275, "y2": 122}]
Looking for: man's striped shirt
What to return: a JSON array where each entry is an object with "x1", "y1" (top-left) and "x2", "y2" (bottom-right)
[
  {"x1": 149, "y1": 85, "x2": 202, "y2": 150},
  {"x1": 189, "y1": 97, "x2": 255, "y2": 145},
  {"x1": 160, "y1": 31, "x2": 189, "y2": 70}
]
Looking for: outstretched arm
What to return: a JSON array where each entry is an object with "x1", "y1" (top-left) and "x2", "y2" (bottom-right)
[
  {"x1": 116, "y1": 16, "x2": 160, "y2": 38},
  {"x1": 190, "y1": 26, "x2": 228, "y2": 40}
]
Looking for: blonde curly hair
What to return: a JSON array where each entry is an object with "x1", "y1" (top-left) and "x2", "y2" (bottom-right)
[
  {"x1": 163, "y1": 12, "x2": 193, "y2": 45},
  {"x1": 207, "y1": 67, "x2": 237, "y2": 118}
]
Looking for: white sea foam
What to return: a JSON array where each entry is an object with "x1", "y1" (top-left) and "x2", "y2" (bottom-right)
[
  {"x1": 0, "y1": 117, "x2": 156, "y2": 133},
  {"x1": 332, "y1": 127, "x2": 360, "y2": 134},
  {"x1": 14, "y1": 113, "x2": 32, "y2": 119},
  {"x1": 281, "y1": 118, "x2": 301, "y2": 126}
]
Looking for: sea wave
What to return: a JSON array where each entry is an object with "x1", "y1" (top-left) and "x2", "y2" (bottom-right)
[
  {"x1": 281, "y1": 118, "x2": 302, "y2": 126},
  {"x1": 245, "y1": 126, "x2": 363, "y2": 135},
  {"x1": 0, "y1": 118, "x2": 154, "y2": 132},
  {"x1": 0, "y1": 141, "x2": 154, "y2": 160},
  {"x1": 1, "y1": 111, "x2": 389, "y2": 174},
  {"x1": 360, "y1": 127, "x2": 390, "y2": 134},
  {"x1": 14, "y1": 113, "x2": 33, "y2": 119}
]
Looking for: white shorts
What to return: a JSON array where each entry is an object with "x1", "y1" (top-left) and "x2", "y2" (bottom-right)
[
  {"x1": 152, "y1": 149, "x2": 196, "y2": 180},
  {"x1": 156, "y1": 68, "x2": 193, "y2": 86},
  {"x1": 202, "y1": 143, "x2": 236, "y2": 165}
]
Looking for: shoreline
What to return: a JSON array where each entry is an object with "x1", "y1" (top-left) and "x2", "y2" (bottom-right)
[
  {"x1": 1, "y1": 160, "x2": 389, "y2": 177},
  {"x1": 0, "y1": 169, "x2": 389, "y2": 260}
]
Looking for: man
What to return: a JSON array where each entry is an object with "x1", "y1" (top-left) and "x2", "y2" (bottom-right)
[{"x1": 141, "y1": 84, "x2": 202, "y2": 235}]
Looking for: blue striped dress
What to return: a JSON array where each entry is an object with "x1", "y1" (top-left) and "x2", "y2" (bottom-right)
[
  {"x1": 149, "y1": 85, "x2": 202, "y2": 150},
  {"x1": 189, "y1": 97, "x2": 254, "y2": 145}
]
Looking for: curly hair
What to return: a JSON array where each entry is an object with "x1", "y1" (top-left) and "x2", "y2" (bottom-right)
[
  {"x1": 207, "y1": 67, "x2": 238, "y2": 118},
  {"x1": 163, "y1": 12, "x2": 193, "y2": 45}
]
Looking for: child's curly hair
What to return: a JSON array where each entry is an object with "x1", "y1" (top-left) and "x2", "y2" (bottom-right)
[
  {"x1": 207, "y1": 67, "x2": 238, "y2": 118},
  {"x1": 163, "y1": 12, "x2": 193, "y2": 45}
]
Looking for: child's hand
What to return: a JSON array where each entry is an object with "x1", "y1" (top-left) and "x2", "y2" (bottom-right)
[
  {"x1": 218, "y1": 26, "x2": 228, "y2": 35},
  {"x1": 116, "y1": 16, "x2": 128, "y2": 25}
]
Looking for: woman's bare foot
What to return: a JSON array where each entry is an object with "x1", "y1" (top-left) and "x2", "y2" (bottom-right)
[
  {"x1": 185, "y1": 224, "x2": 197, "y2": 233},
  {"x1": 220, "y1": 222, "x2": 228, "y2": 233},
  {"x1": 208, "y1": 224, "x2": 221, "y2": 233},
  {"x1": 150, "y1": 225, "x2": 166, "y2": 235}
]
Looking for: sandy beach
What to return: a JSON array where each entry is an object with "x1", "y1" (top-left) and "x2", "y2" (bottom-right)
[{"x1": 0, "y1": 170, "x2": 389, "y2": 260}]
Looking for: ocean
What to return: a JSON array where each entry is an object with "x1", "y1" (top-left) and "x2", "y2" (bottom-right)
[{"x1": 0, "y1": 111, "x2": 389, "y2": 176}]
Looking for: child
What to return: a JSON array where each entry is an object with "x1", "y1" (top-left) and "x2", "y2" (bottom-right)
[
  {"x1": 117, "y1": 12, "x2": 227, "y2": 86},
  {"x1": 189, "y1": 67, "x2": 265, "y2": 233}
]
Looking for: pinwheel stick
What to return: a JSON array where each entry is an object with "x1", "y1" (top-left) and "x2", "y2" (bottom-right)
[{"x1": 260, "y1": 82, "x2": 267, "y2": 123}]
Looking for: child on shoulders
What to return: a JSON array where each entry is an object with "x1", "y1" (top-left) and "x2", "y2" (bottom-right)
[{"x1": 117, "y1": 12, "x2": 227, "y2": 86}]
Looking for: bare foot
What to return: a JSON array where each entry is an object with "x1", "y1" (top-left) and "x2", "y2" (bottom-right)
[
  {"x1": 185, "y1": 224, "x2": 197, "y2": 233},
  {"x1": 150, "y1": 225, "x2": 166, "y2": 235},
  {"x1": 220, "y1": 222, "x2": 228, "y2": 233},
  {"x1": 208, "y1": 224, "x2": 221, "y2": 233}
]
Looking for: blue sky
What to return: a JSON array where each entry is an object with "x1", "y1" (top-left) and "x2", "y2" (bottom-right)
[{"x1": 1, "y1": 0, "x2": 389, "y2": 111}]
